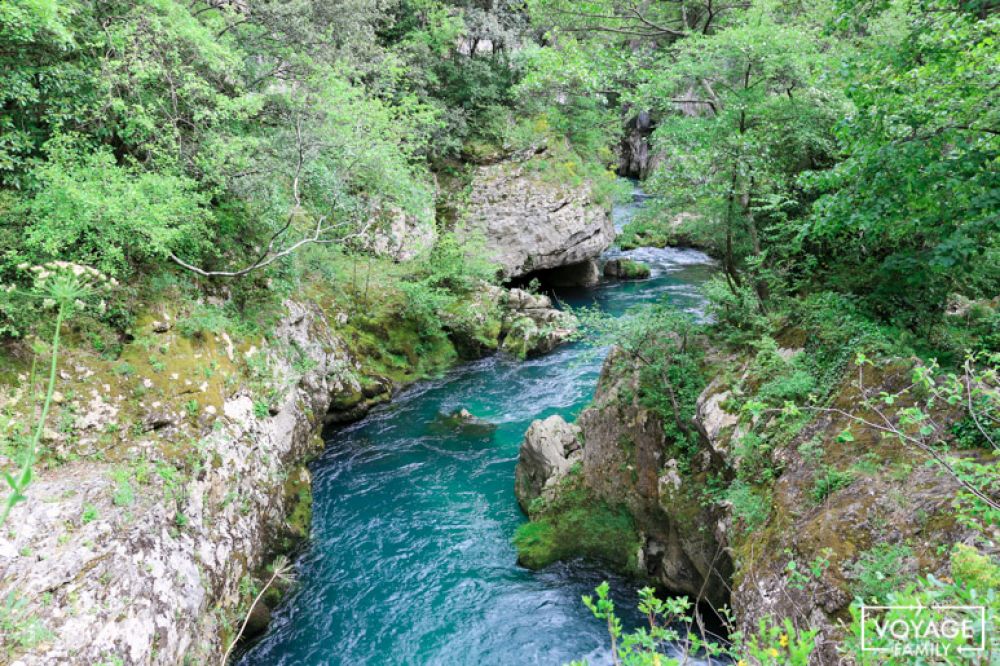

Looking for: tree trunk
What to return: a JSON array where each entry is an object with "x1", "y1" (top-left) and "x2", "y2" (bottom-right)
[{"x1": 740, "y1": 186, "x2": 769, "y2": 309}]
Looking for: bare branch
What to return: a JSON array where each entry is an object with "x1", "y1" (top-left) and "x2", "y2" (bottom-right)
[
  {"x1": 965, "y1": 358, "x2": 998, "y2": 451},
  {"x1": 167, "y1": 114, "x2": 373, "y2": 278},
  {"x1": 168, "y1": 217, "x2": 372, "y2": 278},
  {"x1": 220, "y1": 556, "x2": 294, "y2": 666}
]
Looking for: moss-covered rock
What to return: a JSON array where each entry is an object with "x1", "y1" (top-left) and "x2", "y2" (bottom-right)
[
  {"x1": 618, "y1": 211, "x2": 708, "y2": 251},
  {"x1": 521, "y1": 336, "x2": 987, "y2": 663},
  {"x1": 282, "y1": 465, "x2": 313, "y2": 546},
  {"x1": 514, "y1": 472, "x2": 641, "y2": 572},
  {"x1": 603, "y1": 258, "x2": 651, "y2": 280},
  {"x1": 514, "y1": 344, "x2": 732, "y2": 605},
  {"x1": 499, "y1": 288, "x2": 577, "y2": 358},
  {"x1": 428, "y1": 408, "x2": 497, "y2": 437}
]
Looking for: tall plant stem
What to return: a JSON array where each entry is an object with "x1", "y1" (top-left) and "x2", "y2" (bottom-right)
[
  {"x1": 220, "y1": 557, "x2": 290, "y2": 665},
  {"x1": 0, "y1": 303, "x2": 65, "y2": 527}
]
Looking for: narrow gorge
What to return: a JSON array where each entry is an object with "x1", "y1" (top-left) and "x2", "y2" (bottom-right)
[
  {"x1": 237, "y1": 187, "x2": 714, "y2": 665},
  {"x1": 1, "y1": 1, "x2": 996, "y2": 664}
]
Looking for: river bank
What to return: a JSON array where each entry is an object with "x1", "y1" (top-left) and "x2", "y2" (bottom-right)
[{"x1": 0, "y1": 149, "x2": 621, "y2": 664}]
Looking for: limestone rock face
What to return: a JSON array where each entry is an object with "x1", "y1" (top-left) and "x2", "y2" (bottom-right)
[
  {"x1": 514, "y1": 415, "x2": 582, "y2": 512},
  {"x1": 618, "y1": 109, "x2": 659, "y2": 180},
  {"x1": 574, "y1": 350, "x2": 732, "y2": 607},
  {"x1": 464, "y1": 156, "x2": 615, "y2": 279},
  {"x1": 724, "y1": 361, "x2": 977, "y2": 665},
  {"x1": 0, "y1": 300, "x2": 360, "y2": 665},
  {"x1": 516, "y1": 338, "x2": 981, "y2": 663},
  {"x1": 583, "y1": 349, "x2": 978, "y2": 663},
  {"x1": 694, "y1": 376, "x2": 739, "y2": 463}
]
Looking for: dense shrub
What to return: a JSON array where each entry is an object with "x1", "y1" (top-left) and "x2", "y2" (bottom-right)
[{"x1": 12, "y1": 139, "x2": 211, "y2": 278}]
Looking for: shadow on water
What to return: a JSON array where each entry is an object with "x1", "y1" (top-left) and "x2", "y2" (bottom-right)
[{"x1": 238, "y1": 185, "x2": 716, "y2": 666}]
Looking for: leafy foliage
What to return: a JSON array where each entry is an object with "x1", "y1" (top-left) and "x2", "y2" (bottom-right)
[
  {"x1": 15, "y1": 139, "x2": 210, "y2": 278},
  {"x1": 570, "y1": 582, "x2": 816, "y2": 666},
  {"x1": 846, "y1": 542, "x2": 913, "y2": 602},
  {"x1": 529, "y1": 0, "x2": 999, "y2": 345},
  {"x1": 579, "y1": 303, "x2": 706, "y2": 463},
  {"x1": 803, "y1": 0, "x2": 1000, "y2": 324},
  {"x1": 0, "y1": 0, "x2": 544, "y2": 338},
  {"x1": 846, "y1": 545, "x2": 998, "y2": 660}
]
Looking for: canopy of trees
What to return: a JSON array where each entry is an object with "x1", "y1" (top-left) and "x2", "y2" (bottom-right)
[
  {"x1": 524, "y1": 0, "x2": 999, "y2": 350},
  {"x1": 1, "y1": 0, "x2": 997, "y2": 354}
]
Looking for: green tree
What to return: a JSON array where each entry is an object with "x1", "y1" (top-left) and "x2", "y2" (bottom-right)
[
  {"x1": 636, "y1": 4, "x2": 844, "y2": 305},
  {"x1": 802, "y1": 0, "x2": 1000, "y2": 325}
]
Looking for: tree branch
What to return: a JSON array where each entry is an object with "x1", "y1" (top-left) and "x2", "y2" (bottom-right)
[{"x1": 167, "y1": 115, "x2": 373, "y2": 278}]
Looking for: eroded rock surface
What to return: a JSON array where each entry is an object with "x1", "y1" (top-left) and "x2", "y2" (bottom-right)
[
  {"x1": 499, "y1": 288, "x2": 577, "y2": 358},
  {"x1": 514, "y1": 415, "x2": 582, "y2": 512},
  {"x1": 0, "y1": 301, "x2": 358, "y2": 665},
  {"x1": 526, "y1": 342, "x2": 983, "y2": 664},
  {"x1": 464, "y1": 155, "x2": 614, "y2": 279},
  {"x1": 574, "y1": 351, "x2": 732, "y2": 607},
  {"x1": 0, "y1": 276, "x2": 584, "y2": 665},
  {"x1": 532, "y1": 259, "x2": 601, "y2": 287},
  {"x1": 618, "y1": 109, "x2": 660, "y2": 180}
]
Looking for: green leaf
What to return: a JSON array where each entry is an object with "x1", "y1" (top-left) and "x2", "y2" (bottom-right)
[{"x1": 836, "y1": 429, "x2": 855, "y2": 443}]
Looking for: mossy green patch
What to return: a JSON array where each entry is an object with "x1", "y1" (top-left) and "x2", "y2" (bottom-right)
[
  {"x1": 514, "y1": 475, "x2": 641, "y2": 573},
  {"x1": 499, "y1": 317, "x2": 537, "y2": 359},
  {"x1": 615, "y1": 260, "x2": 651, "y2": 280},
  {"x1": 951, "y1": 544, "x2": 1000, "y2": 591},
  {"x1": 282, "y1": 465, "x2": 313, "y2": 545},
  {"x1": 618, "y1": 211, "x2": 708, "y2": 251},
  {"x1": 0, "y1": 347, "x2": 29, "y2": 387}
]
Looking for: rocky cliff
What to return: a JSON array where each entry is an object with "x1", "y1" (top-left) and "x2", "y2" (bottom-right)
[
  {"x1": 0, "y1": 301, "x2": 352, "y2": 665},
  {"x1": 462, "y1": 153, "x2": 615, "y2": 285},
  {"x1": 618, "y1": 109, "x2": 658, "y2": 180},
  {"x1": 0, "y1": 278, "x2": 573, "y2": 664},
  {"x1": 516, "y1": 348, "x2": 732, "y2": 607},
  {"x1": 515, "y1": 339, "x2": 986, "y2": 663}
]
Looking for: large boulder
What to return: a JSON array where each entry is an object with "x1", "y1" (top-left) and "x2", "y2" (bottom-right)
[
  {"x1": 500, "y1": 288, "x2": 577, "y2": 358},
  {"x1": 514, "y1": 415, "x2": 582, "y2": 512},
  {"x1": 463, "y1": 155, "x2": 615, "y2": 280}
]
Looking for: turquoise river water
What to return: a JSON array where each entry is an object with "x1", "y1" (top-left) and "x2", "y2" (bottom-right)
[{"x1": 240, "y1": 189, "x2": 715, "y2": 666}]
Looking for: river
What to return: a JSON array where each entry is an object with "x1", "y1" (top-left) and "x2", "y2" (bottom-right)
[{"x1": 239, "y1": 187, "x2": 715, "y2": 666}]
